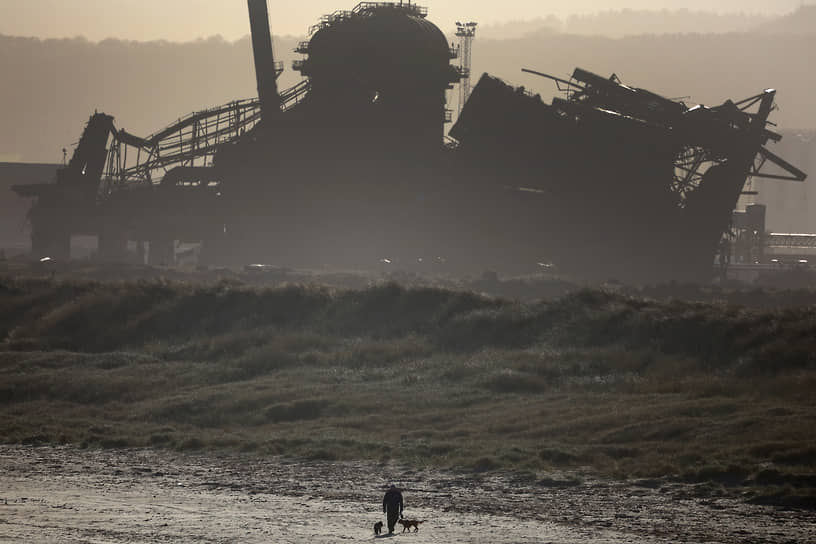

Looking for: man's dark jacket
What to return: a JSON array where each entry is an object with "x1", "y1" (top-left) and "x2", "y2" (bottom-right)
[{"x1": 383, "y1": 488, "x2": 403, "y2": 514}]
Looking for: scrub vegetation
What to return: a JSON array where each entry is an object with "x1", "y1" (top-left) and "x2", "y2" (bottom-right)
[{"x1": 1, "y1": 275, "x2": 815, "y2": 508}]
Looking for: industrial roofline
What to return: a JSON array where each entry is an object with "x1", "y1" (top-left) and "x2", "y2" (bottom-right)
[{"x1": 308, "y1": 2, "x2": 429, "y2": 35}]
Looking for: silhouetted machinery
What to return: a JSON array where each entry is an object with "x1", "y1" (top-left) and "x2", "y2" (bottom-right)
[
  {"x1": 12, "y1": 1, "x2": 808, "y2": 282},
  {"x1": 449, "y1": 69, "x2": 807, "y2": 280}
]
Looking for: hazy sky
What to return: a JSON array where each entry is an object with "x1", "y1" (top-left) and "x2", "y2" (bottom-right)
[{"x1": 0, "y1": 0, "x2": 803, "y2": 41}]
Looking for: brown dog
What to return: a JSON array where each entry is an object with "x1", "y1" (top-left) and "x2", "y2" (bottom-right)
[{"x1": 398, "y1": 519, "x2": 426, "y2": 533}]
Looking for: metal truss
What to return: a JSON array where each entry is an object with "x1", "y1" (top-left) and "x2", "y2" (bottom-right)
[
  {"x1": 99, "y1": 80, "x2": 311, "y2": 198},
  {"x1": 671, "y1": 91, "x2": 807, "y2": 206},
  {"x1": 101, "y1": 99, "x2": 262, "y2": 195},
  {"x1": 766, "y1": 233, "x2": 816, "y2": 249},
  {"x1": 522, "y1": 70, "x2": 807, "y2": 208},
  {"x1": 672, "y1": 145, "x2": 711, "y2": 202}
]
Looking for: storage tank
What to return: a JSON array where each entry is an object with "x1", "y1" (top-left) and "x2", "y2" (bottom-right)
[{"x1": 294, "y1": 3, "x2": 459, "y2": 152}]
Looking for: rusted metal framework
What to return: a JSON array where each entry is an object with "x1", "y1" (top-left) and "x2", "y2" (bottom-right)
[
  {"x1": 672, "y1": 92, "x2": 807, "y2": 204},
  {"x1": 100, "y1": 99, "x2": 262, "y2": 195},
  {"x1": 522, "y1": 68, "x2": 807, "y2": 205},
  {"x1": 99, "y1": 79, "x2": 311, "y2": 197}
]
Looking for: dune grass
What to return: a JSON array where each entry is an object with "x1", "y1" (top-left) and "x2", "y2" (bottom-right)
[{"x1": 1, "y1": 275, "x2": 815, "y2": 507}]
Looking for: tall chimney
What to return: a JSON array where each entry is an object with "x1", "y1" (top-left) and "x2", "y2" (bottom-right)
[{"x1": 247, "y1": 0, "x2": 280, "y2": 119}]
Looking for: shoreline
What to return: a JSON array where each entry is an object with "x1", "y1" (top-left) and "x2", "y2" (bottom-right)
[{"x1": 1, "y1": 444, "x2": 814, "y2": 543}]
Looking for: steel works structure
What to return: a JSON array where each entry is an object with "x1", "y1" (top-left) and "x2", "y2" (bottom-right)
[{"x1": 11, "y1": 1, "x2": 809, "y2": 282}]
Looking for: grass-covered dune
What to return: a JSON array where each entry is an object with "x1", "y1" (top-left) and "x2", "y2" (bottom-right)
[{"x1": 1, "y1": 276, "x2": 815, "y2": 507}]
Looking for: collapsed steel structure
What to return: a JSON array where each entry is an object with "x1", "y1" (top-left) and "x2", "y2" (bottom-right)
[
  {"x1": 449, "y1": 69, "x2": 807, "y2": 280},
  {"x1": 13, "y1": 1, "x2": 807, "y2": 282}
]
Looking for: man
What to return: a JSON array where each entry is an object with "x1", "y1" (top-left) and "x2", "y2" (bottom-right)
[{"x1": 382, "y1": 484, "x2": 403, "y2": 534}]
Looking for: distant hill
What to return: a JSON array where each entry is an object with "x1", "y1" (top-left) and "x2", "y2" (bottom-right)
[
  {"x1": 754, "y1": 5, "x2": 816, "y2": 34},
  {"x1": 564, "y1": 9, "x2": 770, "y2": 38},
  {"x1": 477, "y1": 17, "x2": 562, "y2": 40},
  {"x1": 0, "y1": 34, "x2": 302, "y2": 164},
  {"x1": 477, "y1": 9, "x2": 771, "y2": 40}
]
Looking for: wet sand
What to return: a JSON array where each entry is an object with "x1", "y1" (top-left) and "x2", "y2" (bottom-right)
[{"x1": 1, "y1": 445, "x2": 813, "y2": 543}]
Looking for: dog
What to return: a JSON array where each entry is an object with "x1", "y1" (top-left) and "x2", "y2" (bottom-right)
[
  {"x1": 398, "y1": 519, "x2": 426, "y2": 533},
  {"x1": 373, "y1": 521, "x2": 383, "y2": 535}
]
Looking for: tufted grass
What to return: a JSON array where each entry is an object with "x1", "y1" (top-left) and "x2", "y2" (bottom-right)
[{"x1": 1, "y1": 275, "x2": 815, "y2": 507}]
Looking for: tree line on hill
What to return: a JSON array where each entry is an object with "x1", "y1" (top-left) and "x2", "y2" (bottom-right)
[{"x1": 478, "y1": 9, "x2": 771, "y2": 39}]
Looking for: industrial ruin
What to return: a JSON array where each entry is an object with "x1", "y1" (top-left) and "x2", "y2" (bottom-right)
[{"x1": 12, "y1": 1, "x2": 808, "y2": 283}]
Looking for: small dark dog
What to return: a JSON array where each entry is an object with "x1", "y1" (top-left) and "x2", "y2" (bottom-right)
[
  {"x1": 398, "y1": 519, "x2": 426, "y2": 532},
  {"x1": 373, "y1": 521, "x2": 383, "y2": 535}
]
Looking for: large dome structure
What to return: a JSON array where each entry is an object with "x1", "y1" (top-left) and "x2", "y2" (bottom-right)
[{"x1": 294, "y1": 2, "x2": 461, "y2": 152}]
